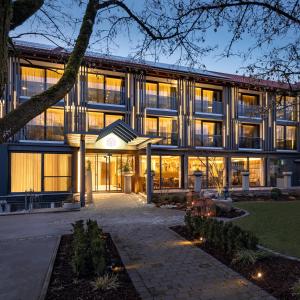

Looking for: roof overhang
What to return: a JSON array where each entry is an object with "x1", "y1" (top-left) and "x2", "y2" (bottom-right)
[{"x1": 66, "y1": 120, "x2": 162, "y2": 150}]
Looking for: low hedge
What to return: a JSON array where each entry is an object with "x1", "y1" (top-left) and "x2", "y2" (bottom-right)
[
  {"x1": 71, "y1": 219, "x2": 106, "y2": 277},
  {"x1": 185, "y1": 212, "x2": 258, "y2": 258}
]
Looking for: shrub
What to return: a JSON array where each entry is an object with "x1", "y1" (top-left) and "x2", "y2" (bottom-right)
[
  {"x1": 185, "y1": 214, "x2": 258, "y2": 258},
  {"x1": 71, "y1": 219, "x2": 107, "y2": 277},
  {"x1": 91, "y1": 274, "x2": 120, "y2": 291},
  {"x1": 231, "y1": 249, "x2": 269, "y2": 268},
  {"x1": 271, "y1": 188, "x2": 282, "y2": 200},
  {"x1": 291, "y1": 279, "x2": 300, "y2": 299}
]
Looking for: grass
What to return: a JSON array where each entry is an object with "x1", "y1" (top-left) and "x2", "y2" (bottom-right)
[{"x1": 233, "y1": 201, "x2": 300, "y2": 258}]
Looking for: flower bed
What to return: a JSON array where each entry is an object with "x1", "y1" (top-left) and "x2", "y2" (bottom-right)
[
  {"x1": 46, "y1": 220, "x2": 140, "y2": 300},
  {"x1": 171, "y1": 213, "x2": 300, "y2": 299}
]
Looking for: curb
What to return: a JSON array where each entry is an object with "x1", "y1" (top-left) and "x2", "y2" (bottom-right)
[
  {"x1": 257, "y1": 244, "x2": 300, "y2": 262},
  {"x1": 39, "y1": 235, "x2": 61, "y2": 300}
]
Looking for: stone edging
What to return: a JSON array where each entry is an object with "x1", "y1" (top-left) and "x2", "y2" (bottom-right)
[{"x1": 39, "y1": 236, "x2": 61, "y2": 300}]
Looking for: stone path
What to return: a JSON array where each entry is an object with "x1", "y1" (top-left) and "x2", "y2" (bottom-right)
[{"x1": 0, "y1": 193, "x2": 274, "y2": 300}]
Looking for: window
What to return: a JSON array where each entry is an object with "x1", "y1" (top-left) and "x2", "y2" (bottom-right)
[
  {"x1": 145, "y1": 117, "x2": 178, "y2": 145},
  {"x1": 24, "y1": 108, "x2": 64, "y2": 141},
  {"x1": 145, "y1": 83, "x2": 158, "y2": 108},
  {"x1": 276, "y1": 125, "x2": 297, "y2": 150},
  {"x1": 145, "y1": 117, "x2": 158, "y2": 136},
  {"x1": 44, "y1": 154, "x2": 72, "y2": 192},
  {"x1": 11, "y1": 153, "x2": 42, "y2": 192},
  {"x1": 239, "y1": 124, "x2": 260, "y2": 148},
  {"x1": 46, "y1": 108, "x2": 64, "y2": 141},
  {"x1": 21, "y1": 66, "x2": 63, "y2": 97},
  {"x1": 46, "y1": 69, "x2": 63, "y2": 88},
  {"x1": 26, "y1": 113, "x2": 45, "y2": 140},
  {"x1": 105, "y1": 114, "x2": 123, "y2": 126},
  {"x1": 87, "y1": 73, "x2": 124, "y2": 104},
  {"x1": 88, "y1": 74, "x2": 105, "y2": 103},
  {"x1": 238, "y1": 93, "x2": 260, "y2": 117},
  {"x1": 239, "y1": 94, "x2": 259, "y2": 106},
  {"x1": 188, "y1": 156, "x2": 207, "y2": 188},
  {"x1": 88, "y1": 111, "x2": 104, "y2": 131},
  {"x1": 231, "y1": 157, "x2": 263, "y2": 187},
  {"x1": 140, "y1": 155, "x2": 181, "y2": 189},
  {"x1": 193, "y1": 120, "x2": 222, "y2": 147},
  {"x1": 21, "y1": 67, "x2": 44, "y2": 97},
  {"x1": 276, "y1": 95, "x2": 297, "y2": 121},
  {"x1": 10, "y1": 152, "x2": 72, "y2": 193},
  {"x1": 195, "y1": 88, "x2": 222, "y2": 114},
  {"x1": 145, "y1": 81, "x2": 177, "y2": 109}
]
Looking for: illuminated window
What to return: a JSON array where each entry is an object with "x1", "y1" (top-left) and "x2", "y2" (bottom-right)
[
  {"x1": 194, "y1": 88, "x2": 222, "y2": 113},
  {"x1": 88, "y1": 73, "x2": 104, "y2": 103},
  {"x1": 145, "y1": 117, "x2": 158, "y2": 136},
  {"x1": 276, "y1": 95, "x2": 297, "y2": 121},
  {"x1": 11, "y1": 153, "x2": 42, "y2": 192},
  {"x1": 46, "y1": 69, "x2": 63, "y2": 88},
  {"x1": 44, "y1": 154, "x2": 72, "y2": 192},
  {"x1": 231, "y1": 157, "x2": 263, "y2": 187},
  {"x1": 88, "y1": 73, "x2": 124, "y2": 104},
  {"x1": 159, "y1": 117, "x2": 178, "y2": 145},
  {"x1": 88, "y1": 111, "x2": 104, "y2": 131},
  {"x1": 188, "y1": 156, "x2": 207, "y2": 188},
  {"x1": 46, "y1": 108, "x2": 64, "y2": 141},
  {"x1": 193, "y1": 120, "x2": 222, "y2": 147},
  {"x1": 21, "y1": 66, "x2": 45, "y2": 97},
  {"x1": 106, "y1": 77, "x2": 124, "y2": 104},
  {"x1": 10, "y1": 152, "x2": 72, "y2": 193},
  {"x1": 239, "y1": 94, "x2": 259, "y2": 106},
  {"x1": 105, "y1": 114, "x2": 123, "y2": 126},
  {"x1": 26, "y1": 113, "x2": 45, "y2": 140},
  {"x1": 145, "y1": 83, "x2": 158, "y2": 108},
  {"x1": 140, "y1": 155, "x2": 181, "y2": 189},
  {"x1": 276, "y1": 125, "x2": 297, "y2": 150}
]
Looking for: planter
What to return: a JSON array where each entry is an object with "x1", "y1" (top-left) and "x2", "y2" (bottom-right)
[
  {"x1": 193, "y1": 171, "x2": 203, "y2": 193},
  {"x1": 123, "y1": 172, "x2": 134, "y2": 194},
  {"x1": 62, "y1": 202, "x2": 81, "y2": 210},
  {"x1": 212, "y1": 197, "x2": 233, "y2": 212},
  {"x1": 85, "y1": 169, "x2": 93, "y2": 204}
]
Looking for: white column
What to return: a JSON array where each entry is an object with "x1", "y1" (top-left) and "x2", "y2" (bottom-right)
[
  {"x1": 283, "y1": 171, "x2": 292, "y2": 189},
  {"x1": 193, "y1": 171, "x2": 203, "y2": 193},
  {"x1": 241, "y1": 171, "x2": 250, "y2": 191}
]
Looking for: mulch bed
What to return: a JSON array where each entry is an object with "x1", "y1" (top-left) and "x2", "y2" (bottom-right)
[
  {"x1": 171, "y1": 225, "x2": 300, "y2": 300},
  {"x1": 46, "y1": 234, "x2": 141, "y2": 300}
]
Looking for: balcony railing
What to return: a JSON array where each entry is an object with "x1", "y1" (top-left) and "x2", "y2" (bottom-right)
[
  {"x1": 194, "y1": 134, "x2": 222, "y2": 147},
  {"x1": 195, "y1": 100, "x2": 223, "y2": 114},
  {"x1": 88, "y1": 89, "x2": 125, "y2": 105},
  {"x1": 146, "y1": 130, "x2": 178, "y2": 145},
  {"x1": 276, "y1": 110, "x2": 297, "y2": 121},
  {"x1": 145, "y1": 95, "x2": 177, "y2": 110},
  {"x1": 276, "y1": 138, "x2": 297, "y2": 150},
  {"x1": 239, "y1": 136, "x2": 261, "y2": 149},
  {"x1": 23, "y1": 125, "x2": 64, "y2": 141},
  {"x1": 238, "y1": 104, "x2": 261, "y2": 118}
]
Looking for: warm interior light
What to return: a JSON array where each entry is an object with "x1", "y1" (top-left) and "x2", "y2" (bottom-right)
[{"x1": 257, "y1": 272, "x2": 263, "y2": 279}]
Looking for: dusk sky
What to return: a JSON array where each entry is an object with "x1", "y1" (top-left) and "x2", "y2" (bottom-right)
[{"x1": 11, "y1": 0, "x2": 273, "y2": 75}]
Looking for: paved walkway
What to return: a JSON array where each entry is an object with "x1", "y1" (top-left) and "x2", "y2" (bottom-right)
[{"x1": 0, "y1": 193, "x2": 274, "y2": 300}]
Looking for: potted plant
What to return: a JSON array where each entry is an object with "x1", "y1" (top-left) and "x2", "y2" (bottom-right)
[{"x1": 123, "y1": 162, "x2": 134, "y2": 193}]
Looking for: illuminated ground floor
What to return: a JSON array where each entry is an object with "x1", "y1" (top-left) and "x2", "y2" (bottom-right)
[{"x1": 1, "y1": 121, "x2": 300, "y2": 207}]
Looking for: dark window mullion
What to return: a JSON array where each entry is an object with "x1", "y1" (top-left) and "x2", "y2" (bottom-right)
[
  {"x1": 157, "y1": 83, "x2": 159, "y2": 108},
  {"x1": 41, "y1": 153, "x2": 45, "y2": 192}
]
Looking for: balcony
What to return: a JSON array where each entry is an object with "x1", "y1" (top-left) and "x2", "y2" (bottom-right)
[
  {"x1": 276, "y1": 110, "x2": 297, "y2": 121},
  {"x1": 159, "y1": 132, "x2": 178, "y2": 145},
  {"x1": 238, "y1": 104, "x2": 261, "y2": 118},
  {"x1": 195, "y1": 100, "x2": 223, "y2": 114},
  {"x1": 276, "y1": 138, "x2": 297, "y2": 150},
  {"x1": 239, "y1": 136, "x2": 261, "y2": 149},
  {"x1": 145, "y1": 95, "x2": 177, "y2": 110},
  {"x1": 88, "y1": 89, "x2": 125, "y2": 105},
  {"x1": 194, "y1": 134, "x2": 222, "y2": 147}
]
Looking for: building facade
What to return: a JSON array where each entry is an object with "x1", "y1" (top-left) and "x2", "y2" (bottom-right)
[{"x1": 1, "y1": 41, "x2": 300, "y2": 207}]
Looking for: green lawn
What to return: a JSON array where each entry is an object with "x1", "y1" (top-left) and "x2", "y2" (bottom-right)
[{"x1": 233, "y1": 201, "x2": 300, "y2": 258}]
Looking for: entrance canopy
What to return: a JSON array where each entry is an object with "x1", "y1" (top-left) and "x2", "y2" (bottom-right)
[{"x1": 66, "y1": 120, "x2": 162, "y2": 150}]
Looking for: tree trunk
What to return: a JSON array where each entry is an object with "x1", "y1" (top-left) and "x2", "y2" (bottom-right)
[
  {"x1": 0, "y1": 0, "x2": 99, "y2": 143},
  {"x1": 0, "y1": 0, "x2": 12, "y2": 100}
]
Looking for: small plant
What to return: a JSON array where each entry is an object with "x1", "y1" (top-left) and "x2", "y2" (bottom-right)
[
  {"x1": 231, "y1": 249, "x2": 269, "y2": 267},
  {"x1": 291, "y1": 279, "x2": 300, "y2": 299},
  {"x1": 91, "y1": 274, "x2": 120, "y2": 291},
  {"x1": 271, "y1": 188, "x2": 282, "y2": 200},
  {"x1": 123, "y1": 162, "x2": 131, "y2": 173}
]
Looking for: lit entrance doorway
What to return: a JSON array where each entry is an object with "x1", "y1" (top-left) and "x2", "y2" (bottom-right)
[{"x1": 85, "y1": 153, "x2": 134, "y2": 192}]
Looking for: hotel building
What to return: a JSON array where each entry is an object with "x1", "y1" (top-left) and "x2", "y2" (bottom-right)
[{"x1": 0, "y1": 41, "x2": 299, "y2": 207}]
